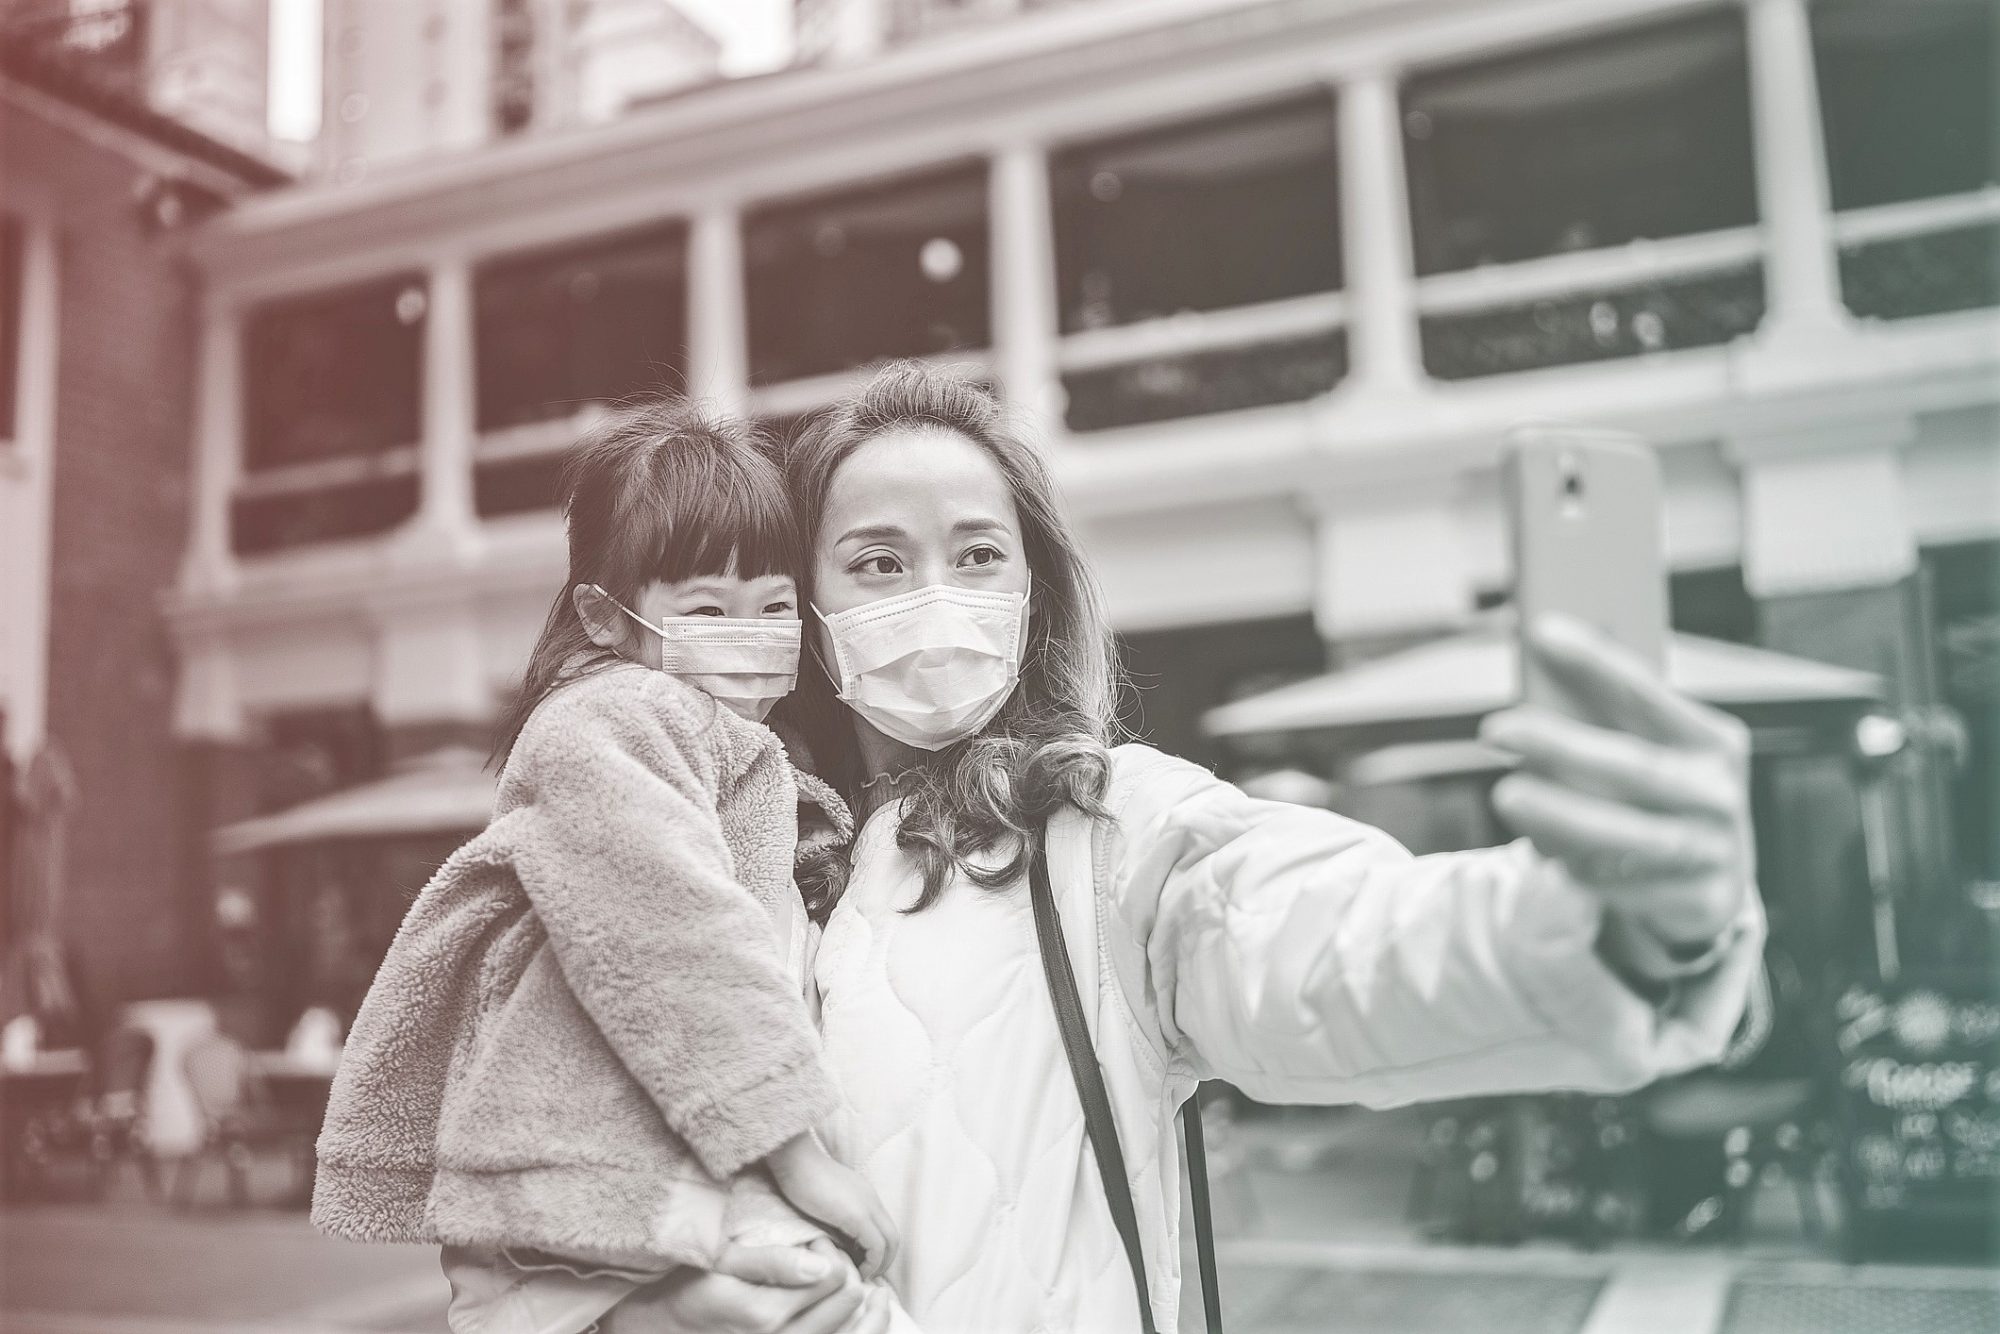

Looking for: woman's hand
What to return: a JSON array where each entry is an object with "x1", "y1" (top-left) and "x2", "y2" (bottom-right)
[
  {"x1": 1480, "y1": 615, "x2": 1754, "y2": 979},
  {"x1": 605, "y1": 1240, "x2": 891, "y2": 1334}
]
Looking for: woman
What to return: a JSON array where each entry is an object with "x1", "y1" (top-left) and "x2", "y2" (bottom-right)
[{"x1": 624, "y1": 363, "x2": 1763, "y2": 1334}]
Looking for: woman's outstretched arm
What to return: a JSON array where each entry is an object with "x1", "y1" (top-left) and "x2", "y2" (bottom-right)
[{"x1": 1098, "y1": 616, "x2": 1764, "y2": 1106}]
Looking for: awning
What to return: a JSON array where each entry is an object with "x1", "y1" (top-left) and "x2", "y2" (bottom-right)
[
  {"x1": 212, "y1": 748, "x2": 498, "y2": 856},
  {"x1": 1203, "y1": 626, "x2": 1883, "y2": 747}
]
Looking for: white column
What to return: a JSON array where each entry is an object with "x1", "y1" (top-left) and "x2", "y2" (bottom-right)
[
  {"x1": 1, "y1": 217, "x2": 61, "y2": 764},
  {"x1": 180, "y1": 302, "x2": 241, "y2": 595},
  {"x1": 687, "y1": 206, "x2": 749, "y2": 416},
  {"x1": 402, "y1": 255, "x2": 479, "y2": 554},
  {"x1": 1727, "y1": 415, "x2": 1916, "y2": 598},
  {"x1": 1743, "y1": 0, "x2": 1849, "y2": 343},
  {"x1": 1308, "y1": 477, "x2": 1474, "y2": 639},
  {"x1": 1333, "y1": 69, "x2": 1425, "y2": 403},
  {"x1": 989, "y1": 142, "x2": 1064, "y2": 438}
]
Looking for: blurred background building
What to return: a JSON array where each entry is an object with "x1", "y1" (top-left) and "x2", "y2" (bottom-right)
[{"x1": 1, "y1": 0, "x2": 1996, "y2": 1280}]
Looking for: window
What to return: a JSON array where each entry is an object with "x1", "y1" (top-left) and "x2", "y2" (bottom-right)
[
  {"x1": 243, "y1": 274, "x2": 426, "y2": 471},
  {"x1": 0, "y1": 214, "x2": 18, "y2": 442},
  {"x1": 1928, "y1": 542, "x2": 2000, "y2": 888},
  {"x1": 474, "y1": 222, "x2": 689, "y2": 432},
  {"x1": 1403, "y1": 10, "x2": 1757, "y2": 274},
  {"x1": 1813, "y1": 0, "x2": 1996, "y2": 211},
  {"x1": 1051, "y1": 92, "x2": 1342, "y2": 331},
  {"x1": 745, "y1": 163, "x2": 989, "y2": 385}
]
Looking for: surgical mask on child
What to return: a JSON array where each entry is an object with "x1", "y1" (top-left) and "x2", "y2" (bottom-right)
[
  {"x1": 814, "y1": 581, "x2": 1029, "y2": 751},
  {"x1": 591, "y1": 587, "x2": 801, "y2": 723}
]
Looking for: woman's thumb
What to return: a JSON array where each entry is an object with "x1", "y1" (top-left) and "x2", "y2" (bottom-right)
[{"x1": 714, "y1": 1242, "x2": 835, "y2": 1287}]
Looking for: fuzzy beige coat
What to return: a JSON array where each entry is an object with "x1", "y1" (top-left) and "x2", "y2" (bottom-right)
[{"x1": 311, "y1": 662, "x2": 852, "y2": 1271}]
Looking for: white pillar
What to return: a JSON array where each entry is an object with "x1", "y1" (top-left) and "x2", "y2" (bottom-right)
[
  {"x1": 989, "y1": 142, "x2": 1064, "y2": 437},
  {"x1": 1726, "y1": 415, "x2": 1916, "y2": 598},
  {"x1": 181, "y1": 302, "x2": 241, "y2": 595},
  {"x1": 1, "y1": 217, "x2": 61, "y2": 764},
  {"x1": 1742, "y1": 0, "x2": 1849, "y2": 344},
  {"x1": 1333, "y1": 69, "x2": 1425, "y2": 403},
  {"x1": 402, "y1": 256, "x2": 480, "y2": 555},
  {"x1": 687, "y1": 206, "x2": 749, "y2": 417},
  {"x1": 1308, "y1": 477, "x2": 1474, "y2": 639}
]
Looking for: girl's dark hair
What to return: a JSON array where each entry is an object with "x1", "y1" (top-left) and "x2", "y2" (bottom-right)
[
  {"x1": 780, "y1": 363, "x2": 1121, "y2": 911},
  {"x1": 494, "y1": 399, "x2": 844, "y2": 918}
]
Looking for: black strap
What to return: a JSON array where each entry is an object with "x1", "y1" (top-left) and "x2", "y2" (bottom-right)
[{"x1": 1028, "y1": 835, "x2": 1221, "y2": 1334}]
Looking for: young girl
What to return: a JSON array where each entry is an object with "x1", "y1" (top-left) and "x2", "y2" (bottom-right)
[{"x1": 312, "y1": 401, "x2": 895, "y2": 1334}]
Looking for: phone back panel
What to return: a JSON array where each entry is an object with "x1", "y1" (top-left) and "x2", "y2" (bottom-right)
[{"x1": 1505, "y1": 428, "x2": 1669, "y2": 716}]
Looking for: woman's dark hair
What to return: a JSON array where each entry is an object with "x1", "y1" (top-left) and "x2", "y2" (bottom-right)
[
  {"x1": 493, "y1": 399, "x2": 843, "y2": 917},
  {"x1": 780, "y1": 362, "x2": 1122, "y2": 910}
]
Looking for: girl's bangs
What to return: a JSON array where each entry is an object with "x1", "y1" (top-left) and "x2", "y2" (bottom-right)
[{"x1": 644, "y1": 449, "x2": 802, "y2": 586}]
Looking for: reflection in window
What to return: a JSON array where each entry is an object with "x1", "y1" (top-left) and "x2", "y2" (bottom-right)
[
  {"x1": 1051, "y1": 93, "x2": 1341, "y2": 332},
  {"x1": 745, "y1": 163, "x2": 989, "y2": 385},
  {"x1": 0, "y1": 215, "x2": 18, "y2": 440},
  {"x1": 1064, "y1": 332, "x2": 1346, "y2": 431},
  {"x1": 1421, "y1": 266, "x2": 1765, "y2": 379},
  {"x1": 475, "y1": 222, "x2": 688, "y2": 432},
  {"x1": 1813, "y1": 0, "x2": 1996, "y2": 211},
  {"x1": 1402, "y1": 11, "x2": 1756, "y2": 274},
  {"x1": 244, "y1": 274, "x2": 426, "y2": 471}
]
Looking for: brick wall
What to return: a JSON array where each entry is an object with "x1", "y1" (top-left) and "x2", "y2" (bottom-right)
[{"x1": 5, "y1": 100, "x2": 208, "y2": 1008}]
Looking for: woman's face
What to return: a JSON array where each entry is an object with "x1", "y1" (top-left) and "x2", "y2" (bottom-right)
[{"x1": 812, "y1": 426, "x2": 1028, "y2": 626}]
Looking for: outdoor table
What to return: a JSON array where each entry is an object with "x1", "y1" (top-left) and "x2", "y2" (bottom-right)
[
  {"x1": 0, "y1": 1050, "x2": 90, "y2": 1198},
  {"x1": 249, "y1": 1052, "x2": 336, "y2": 1127}
]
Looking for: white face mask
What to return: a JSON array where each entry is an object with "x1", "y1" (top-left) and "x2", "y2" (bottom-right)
[
  {"x1": 814, "y1": 581, "x2": 1029, "y2": 751},
  {"x1": 593, "y1": 587, "x2": 801, "y2": 723}
]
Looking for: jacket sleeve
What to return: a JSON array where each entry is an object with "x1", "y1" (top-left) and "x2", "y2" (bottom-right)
[
  {"x1": 504, "y1": 677, "x2": 836, "y2": 1178},
  {"x1": 1096, "y1": 747, "x2": 1766, "y2": 1107}
]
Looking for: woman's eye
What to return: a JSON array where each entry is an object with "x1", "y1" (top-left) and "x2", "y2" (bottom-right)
[
  {"x1": 851, "y1": 553, "x2": 902, "y2": 577},
  {"x1": 960, "y1": 544, "x2": 1003, "y2": 568}
]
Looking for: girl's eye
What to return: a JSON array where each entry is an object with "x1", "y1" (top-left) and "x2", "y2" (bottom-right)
[
  {"x1": 851, "y1": 553, "x2": 902, "y2": 577},
  {"x1": 763, "y1": 601, "x2": 796, "y2": 616},
  {"x1": 689, "y1": 606, "x2": 726, "y2": 618}
]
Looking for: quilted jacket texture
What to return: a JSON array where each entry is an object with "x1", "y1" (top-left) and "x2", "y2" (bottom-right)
[
  {"x1": 311, "y1": 661, "x2": 854, "y2": 1272},
  {"x1": 814, "y1": 743, "x2": 1765, "y2": 1334}
]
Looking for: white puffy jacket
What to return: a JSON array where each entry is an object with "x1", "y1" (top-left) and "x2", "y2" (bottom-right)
[{"x1": 813, "y1": 744, "x2": 1765, "y2": 1334}]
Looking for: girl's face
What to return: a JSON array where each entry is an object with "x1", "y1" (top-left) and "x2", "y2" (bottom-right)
[
  {"x1": 578, "y1": 566, "x2": 798, "y2": 664},
  {"x1": 812, "y1": 427, "x2": 1028, "y2": 630}
]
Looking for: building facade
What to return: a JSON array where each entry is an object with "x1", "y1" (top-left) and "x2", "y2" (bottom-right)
[
  {"x1": 0, "y1": 31, "x2": 281, "y2": 1006},
  {"x1": 317, "y1": 0, "x2": 722, "y2": 187},
  {"x1": 166, "y1": 0, "x2": 1997, "y2": 989}
]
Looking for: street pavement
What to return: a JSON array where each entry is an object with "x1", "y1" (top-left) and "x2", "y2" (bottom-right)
[{"x1": 2, "y1": 1107, "x2": 1995, "y2": 1333}]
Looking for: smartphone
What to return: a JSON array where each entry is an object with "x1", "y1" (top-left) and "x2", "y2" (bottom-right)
[{"x1": 1503, "y1": 425, "x2": 1668, "y2": 718}]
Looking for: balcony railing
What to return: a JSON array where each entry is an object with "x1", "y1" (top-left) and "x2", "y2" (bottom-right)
[
  {"x1": 1834, "y1": 189, "x2": 2000, "y2": 324},
  {"x1": 1413, "y1": 228, "x2": 1767, "y2": 380}
]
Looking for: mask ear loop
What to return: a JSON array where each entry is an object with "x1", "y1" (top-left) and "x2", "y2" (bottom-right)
[{"x1": 588, "y1": 585, "x2": 666, "y2": 667}]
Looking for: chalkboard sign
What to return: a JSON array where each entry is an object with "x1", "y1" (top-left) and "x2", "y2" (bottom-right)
[{"x1": 1835, "y1": 976, "x2": 2000, "y2": 1224}]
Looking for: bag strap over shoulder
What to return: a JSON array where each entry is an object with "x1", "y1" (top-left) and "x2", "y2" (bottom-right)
[{"x1": 1027, "y1": 832, "x2": 1221, "y2": 1334}]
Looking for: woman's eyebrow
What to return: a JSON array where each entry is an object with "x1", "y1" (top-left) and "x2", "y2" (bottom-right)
[
  {"x1": 951, "y1": 518, "x2": 1010, "y2": 537},
  {"x1": 835, "y1": 524, "x2": 908, "y2": 546}
]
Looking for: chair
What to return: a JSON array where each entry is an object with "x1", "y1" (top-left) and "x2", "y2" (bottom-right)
[
  {"x1": 79, "y1": 1026, "x2": 159, "y2": 1201},
  {"x1": 174, "y1": 1034, "x2": 292, "y2": 1207},
  {"x1": 1635, "y1": 949, "x2": 1832, "y2": 1247}
]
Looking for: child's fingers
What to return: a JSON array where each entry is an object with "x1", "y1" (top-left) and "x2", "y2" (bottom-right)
[
  {"x1": 845, "y1": 1209, "x2": 889, "y2": 1283},
  {"x1": 868, "y1": 1198, "x2": 899, "y2": 1280}
]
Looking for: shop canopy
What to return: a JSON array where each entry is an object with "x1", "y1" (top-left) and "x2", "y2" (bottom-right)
[
  {"x1": 1203, "y1": 625, "x2": 1883, "y2": 752},
  {"x1": 212, "y1": 747, "x2": 498, "y2": 856}
]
